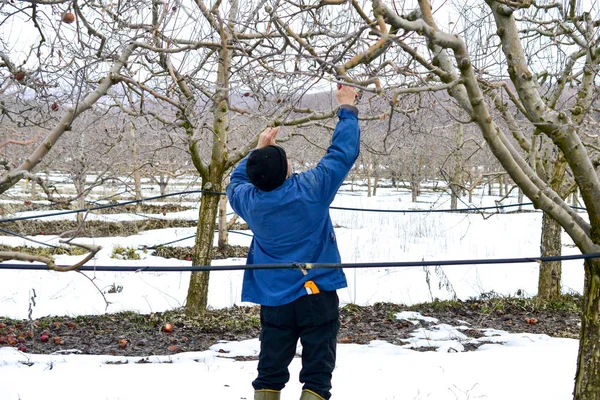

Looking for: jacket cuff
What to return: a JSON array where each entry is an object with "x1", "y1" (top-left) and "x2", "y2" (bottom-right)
[{"x1": 339, "y1": 104, "x2": 358, "y2": 116}]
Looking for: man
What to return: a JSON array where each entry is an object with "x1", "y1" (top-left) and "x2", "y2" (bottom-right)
[{"x1": 226, "y1": 85, "x2": 360, "y2": 400}]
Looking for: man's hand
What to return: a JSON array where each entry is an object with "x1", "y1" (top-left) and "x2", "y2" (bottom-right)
[
  {"x1": 257, "y1": 126, "x2": 279, "y2": 149},
  {"x1": 336, "y1": 84, "x2": 358, "y2": 106}
]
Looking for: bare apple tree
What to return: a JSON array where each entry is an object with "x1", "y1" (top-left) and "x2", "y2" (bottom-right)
[
  {"x1": 302, "y1": 0, "x2": 598, "y2": 397},
  {"x1": 74, "y1": 0, "x2": 370, "y2": 314},
  {"x1": 0, "y1": 1, "x2": 146, "y2": 267}
]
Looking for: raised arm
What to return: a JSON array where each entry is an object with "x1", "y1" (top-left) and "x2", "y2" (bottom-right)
[{"x1": 306, "y1": 85, "x2": 361, "y2": 204}]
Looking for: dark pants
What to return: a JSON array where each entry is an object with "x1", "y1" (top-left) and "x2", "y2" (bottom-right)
[{"x1": 253, "y1": 291, "x2": 340, "y2": 400}]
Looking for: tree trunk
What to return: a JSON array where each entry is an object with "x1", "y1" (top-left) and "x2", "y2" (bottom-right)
[
  {"x1": 410, "y1": 154, "x2": 422, "y2": 202},
  {"x1": 133, "y1": 171, "x2": 142, "y2": 202},
  {"x1": 159, "y1": 181, "x2": 168, "y2": 197},
  {"x1": 536, "y1": 141, "x2": 568, "y2": 302},
  {"x1": 30, "y1": 178, "x2": 37, "y2": 199},
  {"x1": 518, "y1": 188, "x2": 524, "y2": 212},
  {"x1": 185, "y1": 187, "x2": 222, "y2": 315},
  {"x1": 366, "y1": 153, "x2": 372, "y2": 197},
  {"x1": 74, "y1": 172, "x2": 86, "y2": 225},
  {"x1": 572, "y1": 187, "x2": 580, "y2": 208},
  {"x1": 450, "y1": 123, "x2": 464, "y2": 210},
  {"x1": 467, "y1": 174, "x2": 474, "y2": 203},
  {"x1": 372, "y1": 156, "x2": 379, "y2": 197},
  {"x1": 185, "y1": 23, "x2": 231, "y2": 314},
  {"x1": 218, "y1": 177, "x2": 229, "y2": 250},
  {"x1": 449, "y1": 184, "x2": 459, "y2": 209},
  {"x1": 130, "y1": 122, "x2": 142, "y2": 212},
  {"x1": 537, "y1": 212, "x2": 562, "y2": 300},
  {"x1": 574, "y1": 258, "x2": 600, "y2": 399},
  {"x1": 410, "y1": 174, "x2": 419, "y2": 202},
  {"x1": 373, "y1": 175, "x2": 379, "y2": 196},
  {"x1": 155, "y1": 174, "x2": 169, "y2": 197}
]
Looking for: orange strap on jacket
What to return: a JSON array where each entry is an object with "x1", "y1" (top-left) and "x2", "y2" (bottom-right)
[
  {"x1": 299, "y1": 264, "x2": 319, "y2": 295},
  {"x1": 304, "y1": 280, "x2": 320, "y2": 295}
]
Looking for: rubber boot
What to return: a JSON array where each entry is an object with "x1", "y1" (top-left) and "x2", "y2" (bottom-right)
[
  {"x1": 254, "y1": 389, "x2": 281, "y2": 400},
  {"x1": 299, "y1": 389, "x2": 326, "y2": 400}
]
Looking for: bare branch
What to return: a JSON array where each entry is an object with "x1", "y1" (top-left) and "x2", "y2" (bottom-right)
[{"x1": 0, "y1": 42, "x2": 138, "y2": 194}]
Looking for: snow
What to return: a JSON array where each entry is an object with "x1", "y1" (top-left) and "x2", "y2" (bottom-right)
[{"x1": 0, "y1": 186, "x2": 583, "y2": 399}]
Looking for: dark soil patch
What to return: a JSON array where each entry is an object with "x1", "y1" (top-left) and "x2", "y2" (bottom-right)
[
  {"x1": 0, "y1": 245, "x2": 88, "y2": 257},
  {"x1": 0, "y1": 307, "x2": 261, "y2": 357},
  {"x1": 1, "y1": 202, "x2": 193, "y2": 216},
  {"x1": 154, "y1": 245, "x2": 249, "y2": 260},
  {"x1": 1, "y1": 216, "x2": 246, "y2": 238},
  {"x1": 0, "y1": 219, "x2": 197, "y2": 237},
  {"x1": 409, "y1": 294, "x2": 582, "y2": 338},
  {"x1": 0, "y1": 295, "x2": 581, "y2": 356},
  {"x1": 86, "y1": 203, "x2": 194, "y2": 215},
  {"x1": 230, "y1": 222, "x2": 249, "y2": 230}
]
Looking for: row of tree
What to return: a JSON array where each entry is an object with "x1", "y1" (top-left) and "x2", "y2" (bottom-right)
[{"x1": 2, "y1": 94, "x2": 505, "y2": 202}]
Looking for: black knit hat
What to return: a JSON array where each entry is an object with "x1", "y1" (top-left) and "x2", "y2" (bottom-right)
[{"x1": 246, "y1": 145, "x2": 288, "y2": 192}]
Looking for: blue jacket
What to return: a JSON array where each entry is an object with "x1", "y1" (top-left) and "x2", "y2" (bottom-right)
[{"x1": 226, "y1": 106, "x2": 360, "y2": 306}]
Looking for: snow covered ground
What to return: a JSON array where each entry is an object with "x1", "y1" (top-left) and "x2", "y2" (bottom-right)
[{"x1": 0, "y1": 185, "x2": 584, "y2": 399}]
